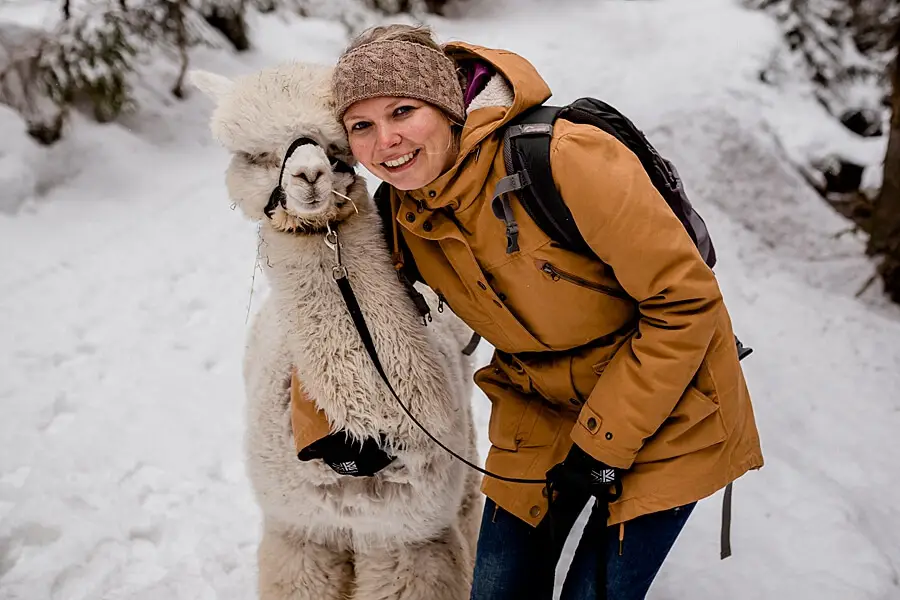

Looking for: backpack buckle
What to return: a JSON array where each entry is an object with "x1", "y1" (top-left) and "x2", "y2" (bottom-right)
[{"x1": 507, "y1": 123, "x2": 553, "y2": 139}]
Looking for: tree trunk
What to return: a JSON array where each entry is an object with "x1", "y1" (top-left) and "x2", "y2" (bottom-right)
[
  {"x1": 867, "y1": 28, "x2": 900, "y2": 301},
  {"x1": 203, "y1": 2, "x2": 250, "y2": 52},
  {"x1": 170, "y1": 0, "x2": 189, "y2": 99}
]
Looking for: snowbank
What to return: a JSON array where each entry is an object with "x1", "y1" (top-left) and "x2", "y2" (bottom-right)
[{"x1": 1, "y1": 1, "x2": 899, "y2": 599}]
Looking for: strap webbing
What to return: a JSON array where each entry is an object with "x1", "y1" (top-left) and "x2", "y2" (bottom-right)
[
  {"x1": 721, "y1": 481, "x2": 733, "y2": 559},
  {"x1": 461, "y1": 332, "x2": 482, "y2": 356},
  {"x1": 595, "y1": 498, "x2": 610, "y2": 599}
]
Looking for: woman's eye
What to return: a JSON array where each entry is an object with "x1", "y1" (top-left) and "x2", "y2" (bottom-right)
[
  {"x1": 350, "y1": 121, "x2": 371, "y2": 132},
  {"x1": 394, "y1": 105, "x2": 415, "y2": 117}
]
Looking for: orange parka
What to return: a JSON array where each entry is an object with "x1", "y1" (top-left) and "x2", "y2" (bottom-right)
[{"x1": 294, "y1": 42, "x2": 763, "y2": 528}]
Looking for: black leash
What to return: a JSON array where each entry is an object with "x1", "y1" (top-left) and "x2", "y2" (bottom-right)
[{"x1": 326, "y1": 225, "x2": 548, "y2": 486}]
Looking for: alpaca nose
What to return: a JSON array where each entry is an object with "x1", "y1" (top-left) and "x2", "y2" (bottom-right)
[{"x1": 292, "y1": 167, "x2": 325, "y2": 185}]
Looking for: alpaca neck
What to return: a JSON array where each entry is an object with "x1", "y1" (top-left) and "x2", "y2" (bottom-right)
[{"x1": 259, "y1": 206, "x2": 391, "y2": 311}]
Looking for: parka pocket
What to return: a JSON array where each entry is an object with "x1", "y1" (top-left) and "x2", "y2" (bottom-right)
[
  {"x1": 535, "y1": 260, "x2": 631, "y2": 300},
  {"x1": 476, "y1": 362, "x2": 563, "y2": 452},
  {"x1": 476, "y1": 364, "x2": 525, "y2": 452},
  {"x1": 635, "y1": 386, "x2": 727, "y2": 464}
]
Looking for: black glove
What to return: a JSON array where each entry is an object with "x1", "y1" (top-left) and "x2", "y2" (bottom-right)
[
  {"x1": 546, "y1": 443, "x2": 622, "y2": 501},
  {"x1": 297, "y1": 431, "x2": 395, "y2": 477}
]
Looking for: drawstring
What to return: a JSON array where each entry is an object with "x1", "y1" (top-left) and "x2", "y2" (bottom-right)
[{"x1": 390, "y1": 193, "x2": 404, "y2": 270}]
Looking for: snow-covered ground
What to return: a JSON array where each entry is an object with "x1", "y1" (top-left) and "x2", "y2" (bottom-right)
[{"x1": 2, "y1": 0, "x2": 899, "y2": 599}]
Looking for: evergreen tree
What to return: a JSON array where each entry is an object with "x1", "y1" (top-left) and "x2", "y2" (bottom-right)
[{"x1": 868, "y1": 26, "x2": 900, "y2": 301}]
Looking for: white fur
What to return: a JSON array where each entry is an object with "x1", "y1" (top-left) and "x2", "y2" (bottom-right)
[
  {"x1": 466, "y1": 73, "x2": 515, "y2": 114},
  {"x1": 193, "y1": 63, "x2": 482, "y2": 600}
]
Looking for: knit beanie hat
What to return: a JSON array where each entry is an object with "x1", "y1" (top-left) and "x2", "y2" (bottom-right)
[{"x1": 332, "y1": 40, "x2": 466, "y2": 125}]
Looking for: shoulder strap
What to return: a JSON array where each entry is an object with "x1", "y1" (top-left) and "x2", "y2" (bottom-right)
[
  {"x1": 559, "y1": 98, "x2": 717, "y2": 268},
  {"x1": 499, "y1": 106, "x2": 593, "y2": 256}
]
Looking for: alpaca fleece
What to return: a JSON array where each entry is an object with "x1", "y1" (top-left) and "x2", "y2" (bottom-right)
[{"x1": 191, "y1": 62, "x2": 482, "y2": 600}]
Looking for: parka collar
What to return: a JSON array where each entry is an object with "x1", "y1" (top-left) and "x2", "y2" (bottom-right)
[{"x1": 405, "y1": 43, "x2": 552, "y2": 213}]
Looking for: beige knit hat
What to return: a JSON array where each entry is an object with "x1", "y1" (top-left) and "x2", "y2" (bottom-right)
[{"x1": 332, "y1": 39, "x2": 466, "y2": 125}]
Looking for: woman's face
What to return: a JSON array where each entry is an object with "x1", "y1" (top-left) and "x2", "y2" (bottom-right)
[{"x1": 343, "y1": 97, "x2": 456, "y2": 191}]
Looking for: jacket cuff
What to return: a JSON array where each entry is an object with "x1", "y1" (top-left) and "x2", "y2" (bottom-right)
[{"x1": 570, "y1": 403, "x2": 638, "y2": 470}]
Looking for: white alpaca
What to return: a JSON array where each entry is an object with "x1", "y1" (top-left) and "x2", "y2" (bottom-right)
[{"x1": 191, "y1": 63, "x2": 482, "y2": 600}]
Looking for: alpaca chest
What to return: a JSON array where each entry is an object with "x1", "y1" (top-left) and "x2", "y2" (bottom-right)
[{"x1": 271, "y1": 257, "x2": 441, "y2": 433}]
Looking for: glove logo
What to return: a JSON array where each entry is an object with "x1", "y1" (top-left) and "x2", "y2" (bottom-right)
[
  {"x1": 332, "y1": 461, "x2": 359, "y2": 475},
  {"x1": 590, "y1": 468, "x2": 616, "y2": 484}
]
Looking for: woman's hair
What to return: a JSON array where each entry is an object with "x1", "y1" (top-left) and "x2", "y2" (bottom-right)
[{"x1": 344, "y1": 24, "x2": 445, "y2": 56}]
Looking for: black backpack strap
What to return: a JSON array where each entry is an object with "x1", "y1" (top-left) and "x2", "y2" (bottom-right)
[{"x1": 497, "y1": 106, "x2": 593, "y2": 256}]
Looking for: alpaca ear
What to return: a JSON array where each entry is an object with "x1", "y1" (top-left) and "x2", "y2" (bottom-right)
[{"x1": 188, "y1": 70, "x2": 234, "y2": 101}]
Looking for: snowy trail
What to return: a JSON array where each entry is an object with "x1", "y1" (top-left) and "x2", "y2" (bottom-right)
[{"x1": 2, "y1": 1, "x2": 900, "y2": 599}]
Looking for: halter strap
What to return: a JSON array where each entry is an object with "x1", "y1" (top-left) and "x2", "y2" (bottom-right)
[{"x1": 264, "y1": 136, "x2": 355, "y2": 219}]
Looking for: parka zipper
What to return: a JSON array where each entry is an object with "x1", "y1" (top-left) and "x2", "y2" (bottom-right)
[
  {"x1": 437, "y1": 293, "x2": 446, "y2": 313},
  {"x1": 538, "y1": 261, "x2": 630, "y2": 300}
]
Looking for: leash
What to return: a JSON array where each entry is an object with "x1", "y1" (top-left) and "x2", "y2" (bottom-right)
[{"x1": 325, "y1": 224, "x2": 549, "y2": 486}]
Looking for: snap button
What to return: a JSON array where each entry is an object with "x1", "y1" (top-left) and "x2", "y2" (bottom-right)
[
  {"x1": 422, "y1": 221, "x2": 433, "y2": 232},
  {"x1": 477, "y1": 281, "x2": 487, "y2": 290},
  {"x1": 498, "y1": 293, "x2": 507, "y2": 301},
  {"x1": 541, "y1": 486, "x2": 549, "y2": 498},
  {"x1": 428, "y1": 190, "x2": 436, "y2": 198},
  {"x1": 586, "y1": 417, "x2": 598, "y2": 431},
  {"x1": 405, "y1": 212, "x2": 415, "y2": 223},
  {"x1": 529, "y1": 505, "x2": 541, "y2": 518},
  {"x1": 605, "y1": 432, "x2": 613, "y2": 440}
]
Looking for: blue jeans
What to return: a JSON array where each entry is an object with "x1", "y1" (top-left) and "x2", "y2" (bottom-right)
[{"x1": 470, "y1": 492, "x2": 696, "y2": 600}]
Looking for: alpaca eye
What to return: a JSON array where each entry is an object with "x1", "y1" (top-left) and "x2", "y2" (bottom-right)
[{"x1": 240, "y1": 152, "x2": 274, "y2": 166}]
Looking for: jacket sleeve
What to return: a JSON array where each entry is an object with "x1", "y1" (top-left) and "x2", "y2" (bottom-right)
[{"x1": 549, "y1": 122, "x2": 723, "y2": 470}]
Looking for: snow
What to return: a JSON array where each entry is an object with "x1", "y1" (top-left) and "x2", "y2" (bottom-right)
[{"x1": 2, "y1": 0, "x2": 899, "y2": 599}]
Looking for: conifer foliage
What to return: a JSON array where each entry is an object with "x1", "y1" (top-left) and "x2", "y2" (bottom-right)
[{"x1": 0, "y1": 0, "x2": 453, "y2": 144}]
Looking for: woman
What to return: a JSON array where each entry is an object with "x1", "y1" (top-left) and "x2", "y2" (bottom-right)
[{"x1": 326, "y1": 24, "x2": 763, "y2": 600}]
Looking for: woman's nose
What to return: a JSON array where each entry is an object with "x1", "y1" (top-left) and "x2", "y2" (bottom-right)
[{"x1": 376, "y1": 126, "x2": 402, "y2": 150}]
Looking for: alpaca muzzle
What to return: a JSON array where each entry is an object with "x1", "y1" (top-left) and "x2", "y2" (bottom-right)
[{"x1": 264, "y1": 136, "x2": 355, "y2": 219}]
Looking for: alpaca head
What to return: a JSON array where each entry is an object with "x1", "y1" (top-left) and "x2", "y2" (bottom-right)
[{"x1": 191, "y1": 63, "x2": 366, "y2": 231}]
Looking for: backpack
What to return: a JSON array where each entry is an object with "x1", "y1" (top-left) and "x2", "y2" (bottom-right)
[
  {"x1": 490, "y1": 97, "x2": 716, "y2": 266},
  {"x1": 376, "y1": 97, "x2": 750, "y2": 359}
]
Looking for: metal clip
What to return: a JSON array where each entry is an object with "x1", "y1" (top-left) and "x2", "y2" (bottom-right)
[{"x1": 325, "y1": 223, "x2": 348, "y2": 280}]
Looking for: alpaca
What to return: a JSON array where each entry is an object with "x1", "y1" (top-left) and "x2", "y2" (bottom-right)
[{"x1": 191, "y1": 63, "x2": 482, "y2": 600}]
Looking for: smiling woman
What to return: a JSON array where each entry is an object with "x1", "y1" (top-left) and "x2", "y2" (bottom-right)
[
  {"x1": 342, "y1": 97, "x2": 458, "y2": 190},
  {"x1": 325, "y1": 22, "x2": 764, "y2": 600}
]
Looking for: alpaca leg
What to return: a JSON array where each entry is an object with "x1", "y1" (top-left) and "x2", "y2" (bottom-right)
[
  {"x1": 352, "y1": 527, "x2": 472, "y2": 600},
  {"x1": 457, "y1": 468, "x2": 484, "y2": 559},
  {"x1": 258, "y1": 523, "x2": 352, "y2": 600}
]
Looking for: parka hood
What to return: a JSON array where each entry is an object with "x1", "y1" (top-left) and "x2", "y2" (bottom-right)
[{"x1": 406, "y1": 43, "x2": 551, "y2": 212}]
